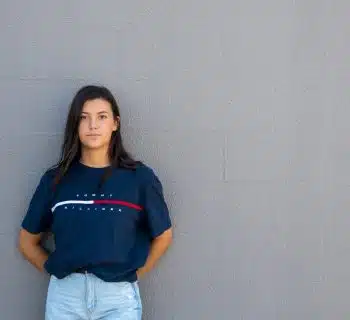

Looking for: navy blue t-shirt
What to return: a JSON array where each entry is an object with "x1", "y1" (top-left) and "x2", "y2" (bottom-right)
[{"x1": 21, "y1": 161, "x2": 171, "y2": 282}]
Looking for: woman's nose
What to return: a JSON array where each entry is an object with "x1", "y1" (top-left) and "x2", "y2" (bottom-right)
[{"x1": 89, "y1": 118, "x2": 98, "y2": 129}]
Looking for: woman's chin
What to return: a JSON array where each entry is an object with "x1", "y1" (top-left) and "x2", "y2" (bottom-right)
[{"x1": 81, "y1": 141, "x2": 106, "y2": 150}]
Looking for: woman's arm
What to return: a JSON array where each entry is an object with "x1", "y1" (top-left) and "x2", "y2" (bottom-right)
[
  {"x1": 137, "y1": 228, "x2": 173, "y2": 279},
  {"x1": 18, "y1": 228, "x2": 49, "y2": 272}
]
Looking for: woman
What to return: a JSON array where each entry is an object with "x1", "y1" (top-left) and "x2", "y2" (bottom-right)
[{"x1": 18, "y1": 85, "x2": 173, "y2": 320}]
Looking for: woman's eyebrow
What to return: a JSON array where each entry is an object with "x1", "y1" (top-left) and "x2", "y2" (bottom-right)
[{"x1": 81, "y1": 111, "x2": 109, "y2": 114}]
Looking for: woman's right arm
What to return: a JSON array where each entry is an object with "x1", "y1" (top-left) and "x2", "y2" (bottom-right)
[{"x1": 18, "y1": 228, "x2": 48, "y2": 272}]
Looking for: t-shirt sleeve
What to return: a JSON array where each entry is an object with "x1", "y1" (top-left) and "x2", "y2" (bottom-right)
[
  {"x1": 142, "y1": 169, "x2": 172, "y2": 239},
  {"x1": 21, "y1": 171, "x2": 54, "y2": 234}
]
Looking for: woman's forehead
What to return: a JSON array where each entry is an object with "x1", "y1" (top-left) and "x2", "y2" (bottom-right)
[{"x1": 82, "y1": 98, "x2": 112, "y2": 113}]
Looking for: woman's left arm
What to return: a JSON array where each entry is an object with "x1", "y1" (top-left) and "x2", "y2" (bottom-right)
[{"x1": 137, "y1": 228, "x2": 173, "y2": 279}]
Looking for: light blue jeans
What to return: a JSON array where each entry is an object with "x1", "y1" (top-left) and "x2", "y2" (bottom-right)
[{"x1": 45, "y1": 273, "x2": 142, "y2": 320}]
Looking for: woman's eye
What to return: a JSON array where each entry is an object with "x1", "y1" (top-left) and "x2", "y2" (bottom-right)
[
  {"x1": 80, "y1": 115, "x2": 87, "y2": 120},
  {"x1": 99, "y1": 115, "x2": 107, "y2": 119}
]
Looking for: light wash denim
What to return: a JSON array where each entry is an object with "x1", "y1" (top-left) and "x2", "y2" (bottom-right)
[{"x1": 45, "y1": 273, "x2": 142, "y2": 320}]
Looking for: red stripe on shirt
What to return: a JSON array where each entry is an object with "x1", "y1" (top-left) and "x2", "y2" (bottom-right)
[{"x1": 94, "y1": 200, "x2": 143, "y2": 211}]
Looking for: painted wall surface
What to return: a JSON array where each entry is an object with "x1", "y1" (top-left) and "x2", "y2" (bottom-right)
[{"x1": 1, "y1": 1, "x2": 349, "y2": 319}]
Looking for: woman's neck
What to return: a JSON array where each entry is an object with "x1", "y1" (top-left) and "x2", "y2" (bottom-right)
[{"x1": 80, "y1": 149, "x2": 111, "y2": 168}]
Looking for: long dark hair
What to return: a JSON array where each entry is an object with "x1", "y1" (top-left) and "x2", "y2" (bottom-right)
[{"x1": 52, "y1": 85, "x2": 138, "y2": 188}]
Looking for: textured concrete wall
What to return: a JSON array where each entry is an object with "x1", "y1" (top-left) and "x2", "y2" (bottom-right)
[{"x1": 1, "y1": 1, "x2": 349, "y2": 319}]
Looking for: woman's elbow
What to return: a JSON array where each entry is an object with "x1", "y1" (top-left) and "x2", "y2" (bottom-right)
[
  {"x1": 17, "y1": 231, "x2": 28, "y2": 256},
  {"x1": 17, "y1": 228, "x2": 40, "y2": 256}
]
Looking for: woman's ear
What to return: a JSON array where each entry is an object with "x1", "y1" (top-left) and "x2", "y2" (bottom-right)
[{"x1": 113, "y1": 116, "x2": 120, "y2": 131}]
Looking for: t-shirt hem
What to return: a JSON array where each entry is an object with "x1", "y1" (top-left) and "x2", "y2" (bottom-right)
[
  {"x1": 20, "y1": 223, "x2": 42, "y2": 235},
  {"x1": 151, "y1": 223, "x2": 172, "y2": 239}
]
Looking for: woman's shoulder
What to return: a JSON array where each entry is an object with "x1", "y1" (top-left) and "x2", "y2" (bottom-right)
[
  {"x1": 134, "y1": 162, "x2": 159, "y2": 183},
  {"x1": 39, "y1": 165, "x2": 59, "y2": 184}
]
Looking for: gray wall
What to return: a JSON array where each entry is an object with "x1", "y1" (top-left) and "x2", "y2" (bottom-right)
[{"x1": 1, "y1": 1, "x2": 349, "y2": 319}]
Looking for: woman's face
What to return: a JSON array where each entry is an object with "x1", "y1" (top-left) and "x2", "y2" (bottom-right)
[{"x1": 78, "y1": 98, "x2": 119, "y2": 151}]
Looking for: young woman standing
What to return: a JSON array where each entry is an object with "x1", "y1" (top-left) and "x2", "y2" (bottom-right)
[{"x1": 18, "y1": 85, "x2": 172, "y2": 320}]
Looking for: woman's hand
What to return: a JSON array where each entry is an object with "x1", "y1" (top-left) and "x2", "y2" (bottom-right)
[{"x1": 136, "y1": 267, "x2": 147, "y2": 280}]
